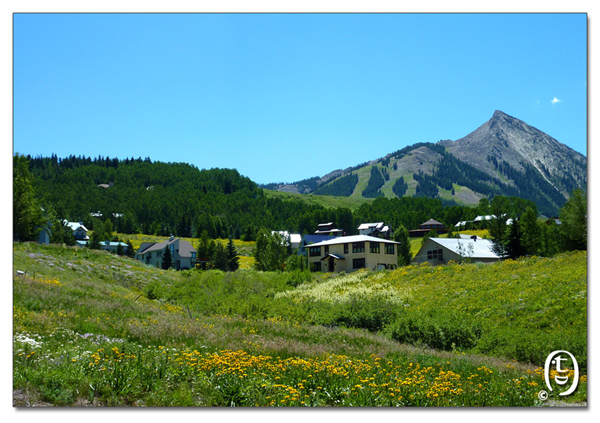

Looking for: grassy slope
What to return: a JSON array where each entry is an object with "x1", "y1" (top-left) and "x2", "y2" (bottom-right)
[
  {"x1": 13, "y1": 242, "x2": 587, "y2": 406},
  {"x1": 263, "y1": 189, "x2": 373, "y2": 210}
]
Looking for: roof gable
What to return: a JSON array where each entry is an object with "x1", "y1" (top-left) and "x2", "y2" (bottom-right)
[
  {"x1": 425, "y1": 237, "x2": 500, "y2": 259},
  {"x1": 420, "y1": 219, "x2": 444, "y2": 226}
]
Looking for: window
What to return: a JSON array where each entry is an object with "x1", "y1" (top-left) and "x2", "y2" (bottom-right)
[
  {"x1": 352, "y1": 242, "x2": 365, "y2": 253},
  {"x1": 324, "y1": 246, "x2": 329, "y2": 255},
  {"x1": 427, "y1": 249, "x2": 444, "y2": 260},
  {"x1": 309, "y1": 246, "x2": 322, "y2": 257},
  {"x1": 385, "y1": 244, "x2": 395, "y2": 255},
  {"x1": 353, "y1": 258, "x2": 366, "y2": 269},
  {"x1": 311, "y1": 262, "x2": 322, "y2": 272},
  {"x1": 370, "y1": 242, "x2": 380, "y2": 254},
  {"x1": 344, "y1": 243, "x2": 348, "y2": 254}
]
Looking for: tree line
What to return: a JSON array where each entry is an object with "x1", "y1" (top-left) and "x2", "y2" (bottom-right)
[
  {"x1": 14, "y1": 154, "x2": 586, "y2": 270},
  {"x1": 18, "y1": 154, "x2": 489, "y2": 241}
]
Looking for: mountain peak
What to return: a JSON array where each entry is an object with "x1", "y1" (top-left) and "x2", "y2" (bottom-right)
[
  {"x1": 490, "y1": 110, "x2": 518, "y2": 124},
  {"x1": 446, "y1": 110, "x2": 586, "y2": 201}
]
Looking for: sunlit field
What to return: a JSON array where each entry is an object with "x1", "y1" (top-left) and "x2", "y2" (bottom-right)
[{"x1": 13, "y1": 242, "x2": 586, "y2": 406}]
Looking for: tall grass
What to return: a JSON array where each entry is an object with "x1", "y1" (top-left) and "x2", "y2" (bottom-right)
[{"x1": 13, "y1": 242, "x2": 587, "y2": 406}]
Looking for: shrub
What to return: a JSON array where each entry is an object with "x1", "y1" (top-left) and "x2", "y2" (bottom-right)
[
  {"x1": 284, "y1": 270, "x2": 312, "y2": 287},
  {"x1": 385, "y1": 312, "x2": 482, "y2": 351},
  {"x1": 322, "y1": 294, "x2": 400, "y2": 332}
]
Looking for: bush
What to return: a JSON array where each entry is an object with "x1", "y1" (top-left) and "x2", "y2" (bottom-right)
[
  {"x1": 312, "y1": 294, "x2": 400, "y2": 332},
  {"x1": 284, "y1": 270, "x2": 312, "y2": 287},
  {"x1": 385, "y1": 312, "x2": 482, "y2": 351}
]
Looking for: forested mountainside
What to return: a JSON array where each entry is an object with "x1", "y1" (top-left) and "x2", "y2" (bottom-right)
[
  {"x1": 263, "y1": 111, "x2": 587, "y2": 216},
  {"x1": 19, "y1": 154, "x2": 534, "y2": 240}
]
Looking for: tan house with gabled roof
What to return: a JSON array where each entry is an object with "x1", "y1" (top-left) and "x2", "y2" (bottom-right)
[{"x1": 306, "y1": 235, "x2": 401, "y2": 273}]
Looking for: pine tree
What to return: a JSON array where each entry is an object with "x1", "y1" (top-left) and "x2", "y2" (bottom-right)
[
  {"x1": 394, "y1": 226, "x2": 412, "y2": 266},
  {"x1": 226, "y1": 237, "x2": 239, "y2": 271},
  {"x1": 520, "y1": 207, "x2": 541, "y2": 256},
  {"x1": 162, "y1": 245, "x2": 173, "y2": 269},
  {"x1": 559, "y1": 189, "x2": 587, "y2": 251},
  {"x1": 89, "y1": 220, "x2": 105, "y2": 249},
  {"x1": 212, "y1": 242, "x2": 228, "y2": 271},
  {"x1": 504, "y1": 218, "x2": 523, "y2": 259},
  {"x1": 125, "y1": 239, "x2": 135, "y2": 257}
]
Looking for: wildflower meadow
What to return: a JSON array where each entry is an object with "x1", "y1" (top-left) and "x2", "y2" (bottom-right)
[{"x1": 13, "y1": 242, "x2": 587, "y2": 407}]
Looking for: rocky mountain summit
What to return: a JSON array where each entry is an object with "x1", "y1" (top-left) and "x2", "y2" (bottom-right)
[
  {"x1": 264, "y1": 110, "x2": 587, "y2": 215},
  {"x1": 442, "y1": 110, "x2": 587, "y2": 198}
]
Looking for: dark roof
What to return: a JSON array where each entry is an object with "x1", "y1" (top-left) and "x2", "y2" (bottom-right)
[
  {"x1": 321, "y1": 253, "x2": 346, "y2": 261},
  {"x1": 420, "y1": 219, "x2": 445, "y2": 226},
  {"x1": 140, "y1": 240, "x2": 170, "y2": 254},
  {"x1": 137, "y1": 238, "x2": 196, "y2": 257},
  {"x1": 137, "y1": 242, "x2": 157, "y2": 254},
  {"x1": 177, "y1": 239, "x2": 196, "y2": 258}
]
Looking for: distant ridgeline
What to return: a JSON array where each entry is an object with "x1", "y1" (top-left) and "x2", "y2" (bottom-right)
[
  {"x1": 259, "y1": 111, "x2": 587, "y2": 217},
  {"x1": 260, "y1": 142, "x2": 579, "y2": 216},
  {"x1": 23, "y1": 154, "x2": 535, "y2": 240}
]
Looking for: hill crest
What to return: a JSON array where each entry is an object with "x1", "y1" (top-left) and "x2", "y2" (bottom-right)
[{"x1": 263, "y1": 111, "x2": 587, "y2": 215}]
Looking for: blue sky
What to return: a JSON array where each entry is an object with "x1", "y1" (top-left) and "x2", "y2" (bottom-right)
[{"x1": 13, "y1": 13, "x2": 587, "y2": 184}]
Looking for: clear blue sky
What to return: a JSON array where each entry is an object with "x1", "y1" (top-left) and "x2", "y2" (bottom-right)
[{"x1": 13, "y1": 13, "x2": 587, "y2": 184}]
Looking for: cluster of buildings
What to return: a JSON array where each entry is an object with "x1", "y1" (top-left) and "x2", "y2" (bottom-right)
[
  {"x1": 299, "y1": 220, "x2": 500, "y2": 273},
  {"x1": 53, "y1": 216, "x2": 503, "y2": 273}
]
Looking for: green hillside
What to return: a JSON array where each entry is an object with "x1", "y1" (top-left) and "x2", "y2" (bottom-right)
[
  {"x1": 264, "y1": 139, "x2": 584, "y2": 216},
  {"x1": 13, "y1": 242, "x2": 587, "y2": 406},
  {"x1": 263, "y1": 189, "x2": 373, "y2": 211}
]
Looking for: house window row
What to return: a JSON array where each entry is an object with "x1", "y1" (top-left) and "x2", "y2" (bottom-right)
[
  {"x1": 352, "y1": 242, "x2": 365, "y2": 253},
  {"x1": 427, "y1": 249, "x2": 444, "y2": 260},
  {"x1": 310, "y1": 242, "x2": 396, "y2": 257}
]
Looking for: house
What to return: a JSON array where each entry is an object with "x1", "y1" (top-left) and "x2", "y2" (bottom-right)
[
  {"x1": 135, "y1": 237, "x2": 197, "y2": 270},
  {"x1": 76, "y1": 240, "x2": 129, "y2": 255},
  {"x1": 455, "y1": 215, "x2": 512, "y2": 229},
  {"x1": 298, "y1": 234, "x2": 337, "y2": 256},
  {"x1": 408, "y1": 219, "x2": 447, "y2": 237},
  {"x1": 290, "y1": 233, "x2": 302, "y2": 250},
  {"x1": 37, "y1": 225, "x2": 52, "y2": 245},
  {"x1": 357, "y1": 222, "x2": 393, "y2": 239},
  {"x1": 544, "y1": 217, "x2": 562, "y2": 225},
  {"x1": 64, "y1": 221, "x2": 90, "y2": 240},
  {"x1": 306, "y1": 235, "x2": 401, "y2": 273},
  {"x1": 412, "y1": 237, "x2": 501, "y2": 266},
  {"x1": 271, "y1": 231, "x2": 302, "y2": 250},
  {"x1": 314, "y1": 222, "x2": 346, "y2": 237}
]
